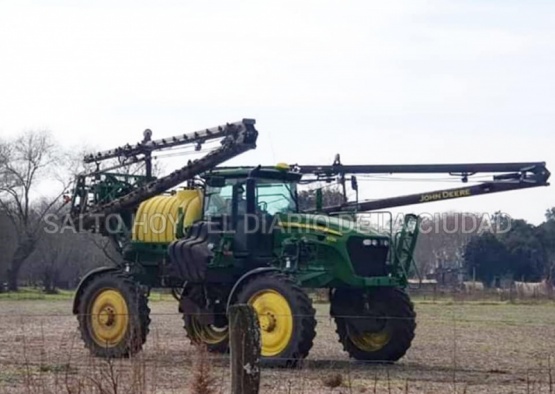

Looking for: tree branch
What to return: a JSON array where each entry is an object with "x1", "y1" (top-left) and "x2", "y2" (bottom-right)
[{"x1": 89, "y1": 236, "x2": 120, "y2": 265}]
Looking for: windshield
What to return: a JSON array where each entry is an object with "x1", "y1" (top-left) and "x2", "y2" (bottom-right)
[
  {"x1": 256, "y1": 181, "x2": 297, "y2": 215},
  {"x1": 204, "y1": 179, "x2": 297, "y2": 217}
]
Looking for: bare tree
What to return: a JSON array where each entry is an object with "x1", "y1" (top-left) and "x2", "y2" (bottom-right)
[
  {"x1": 0, "y1": 211, "x2": 15, "y2": 292},
  {"x1": 0, "y1": 130, "x2": 70, "y2": 291},
  {"x1": 25, "y1": 228, "x2": 123, "y2": 293},
  {"x1": 297, "y1": 185, "x2": 345, "y2": 211},
  {"x1": 413, "y1": 212, "x2": 484, "y2": 284},
  {"x1": 27, "y1": 231, "x2": 82, "y2": 292}
]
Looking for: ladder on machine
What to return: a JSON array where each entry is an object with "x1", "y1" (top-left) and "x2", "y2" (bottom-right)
[{"x1": 392, "y1": 214, "x2": 420, "y2": 281}]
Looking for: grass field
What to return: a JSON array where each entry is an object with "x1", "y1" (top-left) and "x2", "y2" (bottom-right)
[{"x1": 0, "y1": 297, "x2": 554, "y2": 393}]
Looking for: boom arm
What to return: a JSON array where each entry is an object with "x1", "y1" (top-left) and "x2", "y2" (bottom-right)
[
  {"x1": 298, "y1": 162, "x2": 549, "y2": 177},
  {"x1": 331, "y1": 177, "x2": 548, "y2": 213},
  {"x1": 296, "y1": 159, "x2": 550, "y2": 214},
  {"x1": 71, "y1": 119, "x2": 258, "y2": 230}
]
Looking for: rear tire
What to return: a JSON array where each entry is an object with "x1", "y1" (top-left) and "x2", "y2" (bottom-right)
[
  {"x1": 182, "y1": 285, "x2": 229, "y2": 353},
  {"x1": 76, "y1": 272, "x2": 150, "y2": 358},
  {"x1": 235, "y1": 272, "x2": 316, "y2": 367},
  {"x1": 331, "y1": 287, "x2": 415, "y2": 363}
]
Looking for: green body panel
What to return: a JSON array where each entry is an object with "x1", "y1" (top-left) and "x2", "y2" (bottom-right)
[
  {"x1": 79, "y1": 166, "x2": 419, "y2": 291},
  {"x1": 272, "y1": 213, "x2": 398, "y2": 288},
  {"x1": 124, "y1": 213, "x2": 406, "y2": 289}
]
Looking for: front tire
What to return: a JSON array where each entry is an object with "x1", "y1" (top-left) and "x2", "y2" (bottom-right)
[
  {"x1": 76, "y1": 272, "x2": 150, "y2": 358},
  {"x1": 235, "y1": 272, "x2": 316, "y2": 367},
  {"x1": 331, "y1": 287, "x2": 416, "y2": 363},
  {"x1": 182, "y1": 285, "x2": 229, "y2": 353}
]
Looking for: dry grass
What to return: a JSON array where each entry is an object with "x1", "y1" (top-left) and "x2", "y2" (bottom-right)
[
  {"x1": 0, "y1": 299, "x2": 554, "y2": 393},
  {"x1": 321, "y1": 373, "x2": 343, "y2": 389},
  {"x1": 189, "y1": 345, "x2": 217, "y2": 394}
]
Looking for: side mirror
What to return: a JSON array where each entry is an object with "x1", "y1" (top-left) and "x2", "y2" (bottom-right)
[
  {"x1": 351, "y1": 176, "x2": 358, "y2": 192},
  {"x1": 206, "y1": 176, "x2": 226, "y2": 187}
]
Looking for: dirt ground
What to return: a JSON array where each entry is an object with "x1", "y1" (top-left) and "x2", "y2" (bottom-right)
[{"x1": 0, "y1": 298, "x2": 554, "y2": 393}]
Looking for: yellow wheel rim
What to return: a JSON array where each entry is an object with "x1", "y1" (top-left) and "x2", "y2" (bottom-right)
[
  {"x1": 190, "y1": 318, "x2": 228, "y2": 345},
  {"x1": 348, "y1": 328, "x2": 391, "y2": 352},
  {"x1": 248, "y1": 290, "x2": 293, "y2": 357},
  {"x1": 90, "y1": 289, "x2": 129, "y2": 348}
]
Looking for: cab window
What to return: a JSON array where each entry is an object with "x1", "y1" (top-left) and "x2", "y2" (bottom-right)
[
  {"x1": 204, "y1": 184, "x2": 234, "y2": 216},
  {"x1": 256, "y1": 182, "x2": 297, "y2": 215}
]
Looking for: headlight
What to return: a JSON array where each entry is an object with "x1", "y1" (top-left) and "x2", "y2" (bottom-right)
[
  {"x1": 363, "y1": 238, "x2": 381, "y2": 246},
  {"x1": 362, "y1": 238, "x2": 389, "y2": 246}
]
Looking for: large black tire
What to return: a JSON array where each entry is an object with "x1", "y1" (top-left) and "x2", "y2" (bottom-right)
[
  {"x1": 76, "y1": 272, "x2": 150, "y2": 358},
  {"x1": 235, "y1": 272, "x2": 316, "y2": 367},
  {"x1": 331, "y1": 287, "x2": 416, "y2": 363},
  {"x1": 182, "y1": 286, "x2": 229, "y2": 353}
]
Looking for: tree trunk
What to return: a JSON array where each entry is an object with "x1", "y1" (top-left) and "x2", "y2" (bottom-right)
[
  {"x1": 7, "y1": 265, "x2": 21, "y2": 292},
  {"x1": 7, "y1": 241, "x2": 35, "y2": 291},
  {"x1": 42, "y1": 266, "x2": 60, "y2": 294}
]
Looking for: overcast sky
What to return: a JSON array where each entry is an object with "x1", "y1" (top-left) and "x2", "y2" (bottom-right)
[{"x1": 0, "y1": 0, "x2": 553, "y2": 224}]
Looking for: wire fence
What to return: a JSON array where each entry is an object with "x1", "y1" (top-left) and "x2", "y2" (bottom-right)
[{"x1": 0, "y1": 296, "x2": 554, "y2": 393}]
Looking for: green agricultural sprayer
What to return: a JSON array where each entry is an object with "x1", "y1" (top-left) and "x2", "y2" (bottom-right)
[{"x1": 69, "y1": 119, "x2": 550, "y2": 366}]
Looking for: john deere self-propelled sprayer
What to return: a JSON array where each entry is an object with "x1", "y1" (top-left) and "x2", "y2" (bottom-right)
[{"x1": 69, "y1": 119, "x2": 550, "y2": 366}]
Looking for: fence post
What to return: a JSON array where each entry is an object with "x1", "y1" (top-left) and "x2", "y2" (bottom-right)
[{"x1": 229, "y1": 304, "x2": 261, "y2": 394}]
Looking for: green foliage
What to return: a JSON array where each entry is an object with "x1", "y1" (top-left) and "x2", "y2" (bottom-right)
[
  {"x1": 537, "y1": 215, "x2": 555, "y2": 280},
  {"x1": 464, "y1": 209, "x2": 555, "y2": 285},
  {"x1": 464, "y1": 232, "x2": 511, "y2": 285},
  {"x1": 499, "y1": 220, "x2": 545, "y2": 281},
  {"x1": 545, "y1": 207, "x2": 555, "y2": 222}
]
